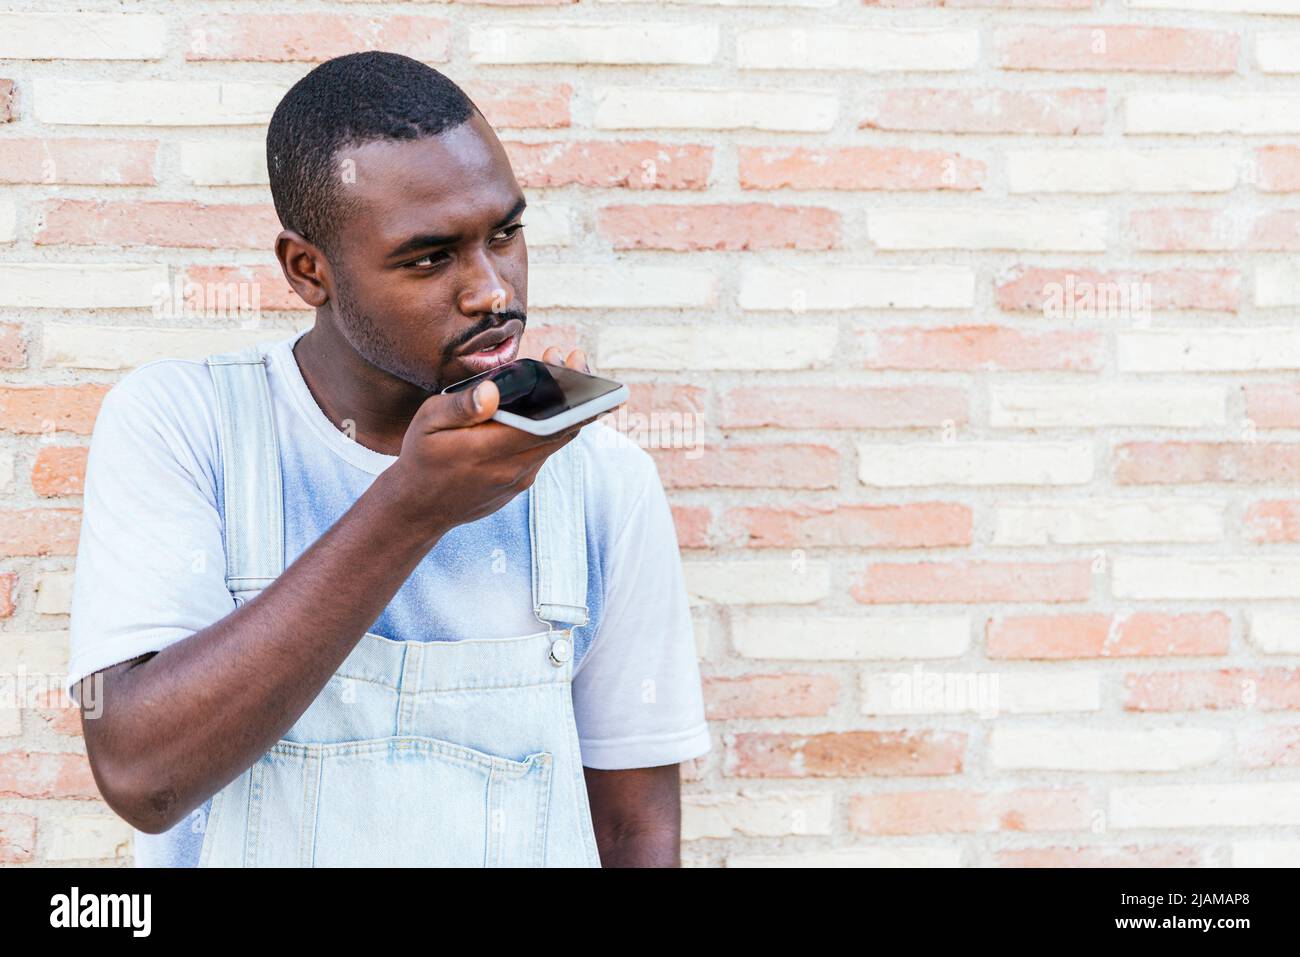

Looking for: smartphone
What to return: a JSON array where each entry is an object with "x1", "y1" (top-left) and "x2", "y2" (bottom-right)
[{"x1": 442, "y1": 359, "x2": 629, "y2": 436}]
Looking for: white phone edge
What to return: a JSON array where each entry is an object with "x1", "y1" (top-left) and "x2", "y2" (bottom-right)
[{"x1": 491, "y1": 383, "x2": 629, "y2": 436}]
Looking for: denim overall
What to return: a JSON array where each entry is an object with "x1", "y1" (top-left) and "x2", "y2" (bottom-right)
[{"x1": 196, "y1": 344, "x2": 603, "y2": 867}]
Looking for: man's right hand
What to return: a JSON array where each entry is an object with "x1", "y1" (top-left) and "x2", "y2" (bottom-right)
[{"x1": 383, "y1": 348, "x2": 597, "y2": 543}]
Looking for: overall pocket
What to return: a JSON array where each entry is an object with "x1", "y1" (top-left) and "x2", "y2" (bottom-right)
[{"x1": 246, "y1": 735, "x2": 554, "y2": 867}]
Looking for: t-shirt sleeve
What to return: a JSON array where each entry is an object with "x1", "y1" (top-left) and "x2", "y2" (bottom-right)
[
  {"x1": 66, "y1": 371, "x2": 235, "y2": 703},
  {"x1": 571, "y1": 453, "x2": 711, "y2": 770}
]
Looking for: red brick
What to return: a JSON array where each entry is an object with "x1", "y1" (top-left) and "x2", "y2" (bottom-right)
[
  {"x1": 1246, "y1": 384, "x2": 1300, "y2": 428},
  {"x1": 182, "y1": 265, "x2": 303, "y2": 312},
  {"x1": 861, "y1": 326, "x2": 1102, "y2": 372},
  {"x1": 853, "y1": 561, "x2": 1092, "y2": 604},
  {"x1": 861, "y1": 88, "x2": 1106, "y2": 134},
  {"x1": 1257, "y1": 146, "x2": 1300, "y2": 192},
  {"x1": 672, "y1": 505, "x2": 711, "y2": 548},
  {"x1": 987, "y1": 613, "x2": 1231, "y2": 659},
  {"x1": 0, "y1": 509, "x2": 82, "y2": 557},
  {"x1": 598, "y1": 203, "x2": 840, "y2": 251},
  {"x1": 739, "y1": 146, "x2": 983, "y2": 191},
  {"x1": 996, "y1": 266, "x2": 1240, "y2": 314},
  {"x1": 31, "y1": 446, "x2": 87, "y2": 497},
  {"x1": 1237, "y1": 725, "x2": 1300, "y2": 768},
  {"x1": 1244, "y1": 500, "x2": 1300, "y2": 543},
  {"x1": 1124, "y1": 669, "x2": 1300, "y2": 711},
  {"x1": 1116, "y1": 443, "x2": 1300, "y2": 485},
  {"x1": 0, "y1": 385, "x2": 108, "y2": 435},
  {"x1": 186, "y1": 15, "x2": 450, "y2": 62},
  {"x1": 719, "y1": 386, "x2": 967, "y2": 430},
  {"x1": 0, "y1": 573, "x2": 14, "y2": 618},
  {"x1": 995, "y1": 26, "x2": 1238, "y2": 73},
  {"x1": 37, "y1": 201, "x2": 279, "y2": 249},
  {"x1": 651, "y1": 445, "x2": 839, "y2": 489},
  {"x1": 997, "y1": 845, "x2": 1206, "y2": 867},
  {"x1": 0, "y1": 751, "x2": 99, "y2": 800},
  {"x1": 849, "y1": 788, "x2": 1094, "y2": 834},
  {"x1": 1131, "y1": 209, "x2": 1300, "y2": 252},
  {"x1": 463, "y1": 81, "x2": 571, "y2": 129},
  {"x1": 505, "y1": 140, "x2": 712, "y2": 190},
  {"x1": 725, "y1": 730, "x2": 965, "y2": 778},
  {"x1": 518, "y1": 324, "x2": 579, "y2": 360},
  {"x1": 704, "y1": 674, "x2": 838, "y2": 719},
  {"x1": 723, "y1": 503, "x2": 972, "y2": 549},
  {"x1": 0, "y1": 813, "x2": 36, "y2": 864},
  {"x1": 866, "y1": 0, "x2": 1091, "y2": 7},
  {"x1": 0, "y1": 323, "x2": 25, "y2": 369},
  {"x1": 0, "y1": 139, "x2": 157, "y2": 186}
]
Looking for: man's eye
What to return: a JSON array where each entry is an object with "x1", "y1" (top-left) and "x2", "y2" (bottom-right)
[
  {"x1": 407, "y1": 252, "x2": 450, "y2": 268},
  {"x1": 493, "y1": 223, "x2": 525, "y2": 243}
]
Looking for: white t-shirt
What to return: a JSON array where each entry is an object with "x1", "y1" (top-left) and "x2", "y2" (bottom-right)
[{"x1": 67, "y1": 328, "x2": 710, "y2": 865}]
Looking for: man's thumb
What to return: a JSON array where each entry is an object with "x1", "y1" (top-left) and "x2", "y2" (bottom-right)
[{"x1": 422, "y1": 379, "x2": 499, "y2": 431}]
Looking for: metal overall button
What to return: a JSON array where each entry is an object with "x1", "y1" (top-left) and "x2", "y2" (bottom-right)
[{"x1": 548, "y1": 632, "x2": 573, "y2": 666}]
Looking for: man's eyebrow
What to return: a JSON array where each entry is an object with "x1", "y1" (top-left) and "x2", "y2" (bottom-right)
[{"x1": 386, "y1": 196, "x2": 528, "y2": 261}]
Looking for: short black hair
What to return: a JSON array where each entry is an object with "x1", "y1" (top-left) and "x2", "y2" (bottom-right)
[{"x1": 266, "y1": 51, "x2": 480, "y2": 258}]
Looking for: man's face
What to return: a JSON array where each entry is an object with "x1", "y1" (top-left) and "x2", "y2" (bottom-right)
[{"x1": 324, "y1": 112, "x2": 528, "y2": 393}]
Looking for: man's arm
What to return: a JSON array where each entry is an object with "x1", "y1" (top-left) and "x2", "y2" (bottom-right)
[
  {"x1": 583, "y1": 764, "x2": 682, "y2": 867},
  {"x1": 80, "y1": 371, "x2": 591, "y2": 835}
]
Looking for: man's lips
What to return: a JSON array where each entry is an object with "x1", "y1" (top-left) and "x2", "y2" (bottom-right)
[{"x1": 456, "y1": 318, "x2": 524, "y2": 374}]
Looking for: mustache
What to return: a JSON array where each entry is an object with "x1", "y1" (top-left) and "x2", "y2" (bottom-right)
[{"x1": 446, "y1": 310, "x2": 528, "y2": 355}]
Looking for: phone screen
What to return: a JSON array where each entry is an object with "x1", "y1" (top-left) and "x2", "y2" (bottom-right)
[{"x1": 443, "y1": 359, "x2": 623, "y2": 421}]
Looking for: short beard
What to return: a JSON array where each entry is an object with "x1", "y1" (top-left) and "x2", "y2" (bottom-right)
[{"x1": 331, "y1": 264, "x2": 438, "y2": 393}]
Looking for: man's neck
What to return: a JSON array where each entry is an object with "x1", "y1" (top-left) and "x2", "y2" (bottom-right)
[{"x1": 292, "y1": 320, "x2": 429, "y2": 457}]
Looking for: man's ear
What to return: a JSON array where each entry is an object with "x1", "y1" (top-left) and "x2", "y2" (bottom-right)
[{"x1": 275, "y1": 229, "x2": 331, "y2": 309}]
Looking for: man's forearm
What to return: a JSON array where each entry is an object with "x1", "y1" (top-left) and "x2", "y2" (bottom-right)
[{"x1": 82, "y1": 467, "x2": 445, "y2": 834}]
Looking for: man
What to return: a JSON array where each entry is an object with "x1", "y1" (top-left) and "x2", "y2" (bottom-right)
[{"x1": 65, "y1": 51, "x2": 710, "y2": 867}]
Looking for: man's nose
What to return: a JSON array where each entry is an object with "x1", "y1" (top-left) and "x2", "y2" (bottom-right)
[{"x1": 457, "y1": 249, "x2": 514, "y2": 317}]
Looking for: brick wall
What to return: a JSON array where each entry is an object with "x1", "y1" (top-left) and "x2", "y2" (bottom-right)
[{"x1": 2, "y1": 1, "x2": 1299, "y2": 868}]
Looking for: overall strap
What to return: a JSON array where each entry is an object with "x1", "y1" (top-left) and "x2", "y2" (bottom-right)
[
  {"x1": 529, "y1": 439, "x2": 590, "y2": 629},
  {"x1": 206, "y1": 343, "x2": 285, "y2": 602}
]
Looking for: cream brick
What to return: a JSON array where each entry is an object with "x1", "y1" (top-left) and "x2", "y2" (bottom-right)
[
  {"x1": 1256, "y1": 263, "x2": 1300, "y2": 307},
  {"x1": 531, "y1": 265, "x2": 714, "y2": 309},
  {"x1": 733, "y1": 615, "x2": 971, "y2": 660},
  {"x1": 1231, "y1": 840, "x2": 1300, "y2": 867},
  {"x1": 1007, "y1": 149, "x2": 1240, "y2": 193},
  {"x1": 0, "y1": 632, "x2": 69, "y2": 675},
  {"x1": 598, "y1": 324, "x2": 835, "y2": 370},
  {"x1": 1111, "y1": 783, "x2": 1300, "y2": 828},
  {"x1": 737, "y1": 28, "x2": 978, "y2": 72},
  {"x1": 34, "y1": 573, "x2": 74, "y2": 617},
  {"x1": 0, "y1": 14, "x2": 166, "y2": 60},
  {"x1": 469, "y1": 23, "x2": 719, "y2": 65},
  {"x1": 593, "y1": 88, "x2": 837, "y2": 132},
  {"x1": 1113, "y1": 558, "x2": 1300, "y2": 600},
  {"x1": 727, "y1": 846, "x2": 962, "y2": 867},
  {"x1": 684, "y1": 560, "x2": 831, "y2": 606},
  {"x1": 35, "y1": 80, "x2": 287, "y2": 126},
  {"x1": 1248, "y1": 613, "x2": 1300, "y2": 654},
  {"x1": 0, "y1": 450, "x2": 13, "y2": 496},
  {"x1": 683, "y1": 791, "x2": 833, "y2": 840},
  {"x1": 1119, "y1": 329, "x2": 1300, "y2": 372},
  {"x1": 43, "y1": 323, "x2": 292, "y2": 371},
  {"x1": 0, "y1": 199, "x2": 16, "y2": 244},
  {"x1": 991, "y1": 728, "x2": 1224, "y2": 771},
  {"x1": 993, "y1": 499, "x2": 1225, "y2": 546},
  {"x1": 179, "y1": 140, "x2": 266, "y2": 186},
  {"x1": 1257, "y1": 33, "x2": 1300, "y2": 73},
  {"x1": 42, "y1": 815, "x2": 135, "y2": 862},
  {"x1": 990, "y1": 385, "x2": 1227, "y2": 428},
  {"x1": 1127, "y1": 94, "x2": 1300, "y2": 134},
  {"x1": 601, "y1": 0, "x2": 835, "y2": 5},
  {"x1": 0, "y1": 264, "x2": 167, "y2": 309},
  {"x1": 861, "y1": 671, "x2": 1101, "y2": 715},
  {"x1": 868, "y1": 208, "x2": 1107, "y2": 251},
  {"x1": 857, "y1": 442, "x2": 1093, "y2": 487},
  {"x1": 739, "y1": 266, "x2": 975, "y2": 311},
  {"x1": 0, "y1": 707, "x2": 18, "y2": 737}
]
